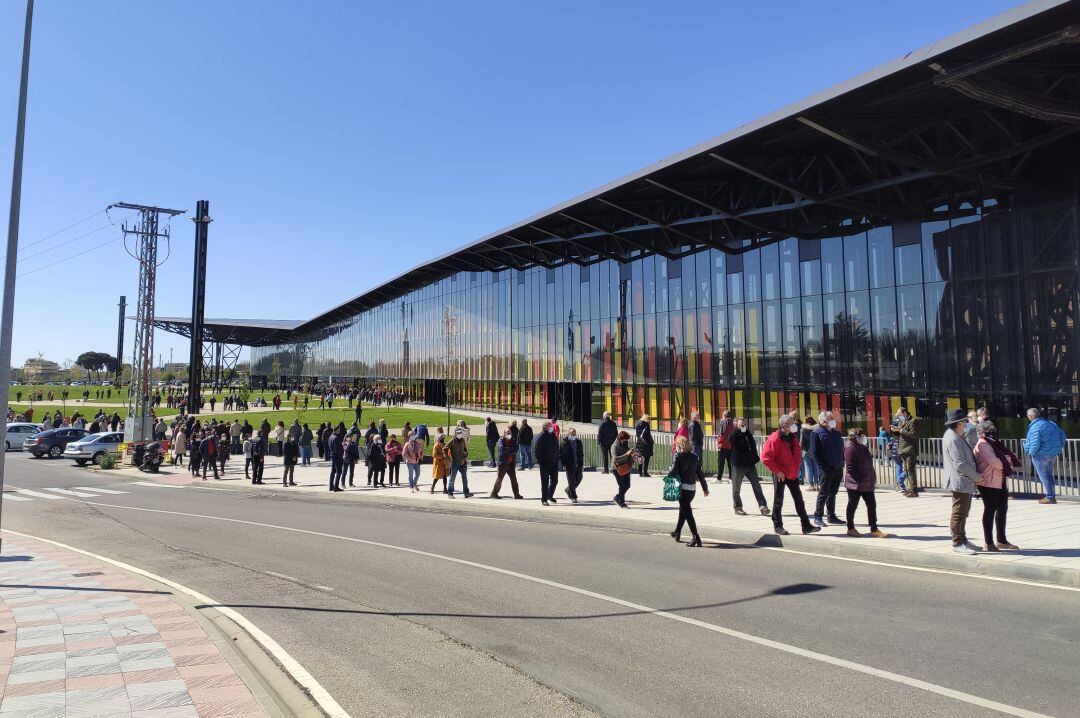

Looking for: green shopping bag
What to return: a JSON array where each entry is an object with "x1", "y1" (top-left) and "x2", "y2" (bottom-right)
[{"x1": 662, "y1": 475, "x2": 681, "y2": 502}]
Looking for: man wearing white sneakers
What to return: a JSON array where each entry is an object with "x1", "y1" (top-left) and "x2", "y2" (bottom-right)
[{"x1": 942, "y1": 408, "x2": 982, "y2": 555}]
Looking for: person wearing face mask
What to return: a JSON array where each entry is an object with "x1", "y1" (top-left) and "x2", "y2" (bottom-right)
[
  {"x1": 963, "y1": 410, "x2": 979, "y2": 449},
  {"x1": 559, "y1": 428, "x2": 585, "y2": 503},
  {"x1": 729, "y1": 418, "x2": 769, "y2": 516},
  {"x1": 667, "y1": 436, "x2": 709, "y2": 547},
  {"x1": 762, "y1": 415, "x2": 819, "y2": 536},
  {"x1": 891, "y1": 406, "x2": 920, "y2": 497},
  {"x1": 534, "y1": 420, "x2": 560, "y2": 505},
  {"x1": 490, "y1": 430, "x2": 523, "y2": 499},
  {"x1": 635, "y1": 414, "x2": 654, "y2": 477},
  {"x1": 611, "y1": 430, "x2": 635, "y2": 507},
  {"x1": 810, "y1": 411, "x2": 846, "y2": 528},
  {"x1": 843, "y1": 429, "x2": 888, "y2": 538},
  {"x1": 942, "y1": 408, "x2": 983, "y2": 555}
]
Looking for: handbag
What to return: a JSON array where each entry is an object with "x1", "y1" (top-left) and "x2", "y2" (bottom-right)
[{"x1": 662, "y1": 475, "x2": 682, "y2": 502}]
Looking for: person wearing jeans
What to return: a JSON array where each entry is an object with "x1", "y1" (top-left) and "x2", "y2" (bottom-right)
[
  {"x1": 403, "y1": 433, "x2": 424, "y2": 492},
  {"x1": 729, "y1": 419, "x2": 768, "y2": 516},
  {"x1": 518, "y1": 420, "x2": 534, "y2": 470},
  {"x1": 810, "y1": 411, "x2": 845, "y2": 527},
  {"x1": 1024, "y1": 407, "x2": 1065, "y2": 504},
  {"x1": 447, "y1": 429, "x2": 472, "y2": 498}
]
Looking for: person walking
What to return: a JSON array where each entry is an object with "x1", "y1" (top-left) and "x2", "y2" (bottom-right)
[
  {"x1": 534, "y1": 420, "x2": 560, "y2": 505},
  {"x1": 431, "y1": 431, "x2": 449, "y2": 494},
  {"x1": 282, "y1": 435, "x2": 299, "y2": 486},
  {"x1": 1024, "y1": 407, "x2": 1066, "y2": 505},
  {"x1": 446, "y1": 429, "x2": 471, "y2": 498},
  {"x1": 729, "y1": 417, "x2": 769, "y2": 516},
  {"x1": 403, "y1": 432, "x2": 424, "y2": 492},
  {"x1": 799, "y1": 415, "x2": 820, "y2": 490},
  {"x1": 942, "y1": 408, "x2": 982, "y2": 554},
  {"x1": 560, "y1": 427, "x2": 584, "y2": 504},
  {"x1": 810, "y1": 411, "x2": 845, "y2": 528},
  {"x1": 611, "y1": 431, "x2": 634, "y2": 507},
  {"x1": 490, "y1": 430, "x2": 523, "y2": 499},
  {"x1": 892, "y1": 406, "x2": 920, "y2": 497},
  {"x1": 386, "y1": 434, "x2": 403, "y2": 486},
  {"x1": 249, "y1": 433, "x2": 266, "y2": 484},
  {"x1": 667, "y1": 436, "x2": 709, "y2": 547},
  {"x1": 597, "y1": 412, "x2": 618, "y2": 474},
  {"x1": 843, "y1": 429, "x2": 888, "y2": 538},
  {"x1": 299, "y1": 423, "x2": 313, "y2": 466},
  {"x1": 716, "y1": 409, "x2": 735, "y2": 484},
  {"x1": 635, "y1": 414, "x2": 654, "y2": 477},
  {"x1": 485, "y1": 418, "x2": 500, "y2": 468},
  {"x1": 327, "y1": 427, "x2": 344, "y2": 492},
  {"x1": 762, "y1": 415, "x2": 819, "y2": 536},
  {"x1": 974, "y1": 420, "x2": 1020, "y2": 551},
  {"x1": 199, "y1": 431, "x2": 220, "y2": 480},
  {"x1": 689, "y1": 411, "x2": 705, "y2": 466},
  {"x1": 172, "y1": 427, "x2": 187, "y2": 467},
  {"x1": 342, "y1": 435, "x2": 359, "y2": 488},
  {"x1": 518, "y1": 419, "x2": 534, "y2": 469}
]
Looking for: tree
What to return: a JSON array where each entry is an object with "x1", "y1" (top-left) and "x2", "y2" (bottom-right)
[
  {"x1": 442, "y1": 305, "x2": 458, "y2": 433},
  {"x1": 76, "y1": 352, "x2": 100, "y2": 383}
]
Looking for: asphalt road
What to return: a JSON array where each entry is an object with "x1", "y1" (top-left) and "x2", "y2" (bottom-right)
[{"x1": 2, "y1": 452, "x2": 1077, "y2": 717}]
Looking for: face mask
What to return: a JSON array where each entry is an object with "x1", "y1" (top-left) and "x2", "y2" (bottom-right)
[
  {"x1": 792, "y1": 423, "x2": 802, "y2": 432},
  {"x1": 547, "y1": 427, "x2": 554, "y2": 433},
  {"x1": 856, "y1": 436, "x2": 866, "y2": 446},
  {"x1": 570, "y1": 435, "x2": 577, "y2": 441},
  {"x1": 739, "y1": 426, "x2": 748, "y2": 433},
  {"x1": 828, "y1": 420, "x2": 837, "y2": 429}
]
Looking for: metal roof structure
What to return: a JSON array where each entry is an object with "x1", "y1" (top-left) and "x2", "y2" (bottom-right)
[
  {"x1": 151, "y1": 317, "x2": 304, "y2": 347},
  {"x1": 156, "y1": 0, "x2": 1080, "y2": 347}
]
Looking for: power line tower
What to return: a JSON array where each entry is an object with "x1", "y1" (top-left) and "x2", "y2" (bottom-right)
[{"x1": 110, "y1": 202, "x2": 185, "y2": 443}]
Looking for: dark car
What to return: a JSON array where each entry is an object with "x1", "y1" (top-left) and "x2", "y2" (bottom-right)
[{"x1": 23, "y1": 428, "x2": 88, "y2": 458}]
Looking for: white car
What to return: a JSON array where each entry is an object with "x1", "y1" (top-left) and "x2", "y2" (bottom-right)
[
  {"x1": 63, "y1": 432, "x2": 124, "y2": 466},
  {"x1": 3, "y1": 422, "x2": 41, "y2": 451}
]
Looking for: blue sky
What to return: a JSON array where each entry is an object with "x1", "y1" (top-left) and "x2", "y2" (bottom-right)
[{"x1": 0, "y1": 0, "x2": 1024, "y2": 369}]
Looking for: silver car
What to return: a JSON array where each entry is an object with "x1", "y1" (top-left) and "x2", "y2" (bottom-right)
[
  {"x1": 3, "y1": 422, "x2": 41, "y2": 451},
  {"x1": 63, "y1": 432, "x2": 123, "y2": 466}
]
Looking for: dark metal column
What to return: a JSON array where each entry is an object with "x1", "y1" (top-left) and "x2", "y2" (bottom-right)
[
  {"x1": 187, "y1": 200, "x2": 210, "y2": 413},
  {"x1": 115, "y1": 295, "x2": 125, "y2": 383}
]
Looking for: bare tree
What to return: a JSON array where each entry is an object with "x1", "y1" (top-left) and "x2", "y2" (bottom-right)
[{"x1": 442, "y1": 305, "x2": 458, "y2": 434}]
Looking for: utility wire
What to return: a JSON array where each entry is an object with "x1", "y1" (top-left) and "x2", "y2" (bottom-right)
[
  {"x1": 16, "y1": 208, "x2": 105, "y2": 252},
  {"x1": 17, "y1": 221, "x2": 116, "y2": 260},
  {"x1": 16, "y1": 235, "x2": 122, "y2": 278}
]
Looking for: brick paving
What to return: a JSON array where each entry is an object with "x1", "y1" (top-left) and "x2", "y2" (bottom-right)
[{"x1": 0, "y1": 533, "x2": 264, "y2": 718}]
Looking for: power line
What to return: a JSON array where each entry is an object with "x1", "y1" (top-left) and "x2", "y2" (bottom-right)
[
  {"x1": 17, "y1": 220, "x2": 116, "y2": 260},
  {"x1": 16, "y1": 208, "x2": 105, "y2": 252},
  {"x1": 16, "y1": 235, "x2": 122, "y2": 278}
]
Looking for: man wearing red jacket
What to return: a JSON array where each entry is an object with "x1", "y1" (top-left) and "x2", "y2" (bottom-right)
[{"x1": 761, "y1": 415, "x2": 820, "y2": 536}]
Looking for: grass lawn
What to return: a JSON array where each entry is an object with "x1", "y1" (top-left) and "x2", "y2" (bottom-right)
[{"x1": 156, "y1": 405, "x2": 478, "y2": 435}]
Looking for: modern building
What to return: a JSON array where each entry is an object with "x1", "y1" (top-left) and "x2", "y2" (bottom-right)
[{"x1": 158, "y1": 0, "x2": 1080, "y2": 436}]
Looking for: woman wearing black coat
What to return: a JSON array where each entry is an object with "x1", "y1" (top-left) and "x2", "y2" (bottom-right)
[
  {"x1": 367, "y1": 437, "x2": 387, "y2": 487},
  {"x1": 635, "y1": 415, "x2": 654, "y2": 477},
  {"x1": 611, "y1": 431, "x2": 635, "y2": 508},
  {"x1": 668, "y1": 436, "x2": 709, "y2": 546}
]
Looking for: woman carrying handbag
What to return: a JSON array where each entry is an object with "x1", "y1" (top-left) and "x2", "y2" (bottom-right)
[{"x1": 667, "y1": 436, "x2": 709, "y2": 547}]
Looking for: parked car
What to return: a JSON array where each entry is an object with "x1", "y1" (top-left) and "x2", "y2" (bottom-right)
[
  {"x1": 64, "y1": 432, "x2": 123, "y2": 466},
  {"x1": 3, "y1": 422, "x2": 41, "y2": 451},
  {"x1": 23, "y1": 428, "x2": 88, "y2": 458}
]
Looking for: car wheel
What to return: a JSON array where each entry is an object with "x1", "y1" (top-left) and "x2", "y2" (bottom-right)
[
  {"x1": 75, "y1": 459, "x2": 88, "y2": 466},
  {"x1": 48, "y1": 445, "x2": 63, "y2": 458},
  {"x1": 91, "y1": 452, "x2": 104, "y2": 466}
]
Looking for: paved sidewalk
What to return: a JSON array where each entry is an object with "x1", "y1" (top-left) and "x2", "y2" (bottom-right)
[
  {"x1": 113, "y1": 452, "x2": 1080, "y2": 587},
  {"x1": 0, "y1": 532, "x2": 265, "y2": 718}
]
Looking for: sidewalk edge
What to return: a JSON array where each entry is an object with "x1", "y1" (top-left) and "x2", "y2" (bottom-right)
[{"x1": 1, "y1": 529, "x2": 350, "y2": 717}]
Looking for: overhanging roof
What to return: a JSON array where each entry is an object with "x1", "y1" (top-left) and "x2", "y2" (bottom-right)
[
  {"x1": 152, "y1": 317, "x2": 304, "y2": 347},
  {"x1": 157, "y1": 0, "x2": 1080, "y2": 347}
]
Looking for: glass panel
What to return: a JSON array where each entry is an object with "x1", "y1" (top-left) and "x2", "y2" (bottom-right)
[
  {"x1": 728, "y1": 271, "x2": 743, "y2": 304},
  {"x1": 871, "y1": 288, "x2": 899, "y2": 391},
  {"x1": 922, "y1": 219, "x2": 949, "y2": 283},
  {"x1": 823, "y1": 293, "x2": 845, "y2": 389},
  {"x1": 712, "y1": 250, "x2": 726, "y2": 306},
  {"x1": 894, "y1": 244, "x2": 922, "y2": 286},
  {"x1": 924, "y1": 282, "x2": 957, "y2": 390},
  {"x1": 843, "y1": 232, "x2": 868, "y2": 291},
  {"x1": 763, "y1": 300, "x2": 782, "y2": 385},
  {"x1": 802, "y1": 295, "x2": 824, "y2": 387},
  {"x1": 846, "y1": 290, "x2": 871, "y2": 389},
  {"x1": 761, "y1": 242, "x2": 780, "y2": 300},
  {"x1": 782, "y1": 298, "x2": 801, "y2": 385},
  {"x1": 897, "y1": 284, "x2": 927, "y2": 390},
  {"x1": 780, "y1": 238, "x2": 799, "y2": 299},
  {"x1": 728, "y1": 305, "x2": 745, "y2": 386},
  {"x1": 696, "y1": 252, "x2": 711, "y2": 308},
  {"x1": 821, "y1": 237, "x2": 844, "y2": 293},
  {"x1": 745, "y1": 302, "x2": 761, "y2": 385},
  {"x1": 744, "y1": 249, "x2": 761, "y2": 302},
  {"x1": 868, "y1": 226, "x2": 894, "y2": 289},
  {"x1": 800, "y1": 259, "x2": 821, "y2": 296},
  {"x1": 955, "y1": 280, "x2": 990, "y2": 392}
]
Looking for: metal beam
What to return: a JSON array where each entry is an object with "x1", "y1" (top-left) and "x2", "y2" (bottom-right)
[
  {"x1": 527, "y1": 224, "x2": 622, "y2": 263},
  {"x1": 593, "y1": 197, "x2": 703, "y2": 246},
  {"x1": 556, "y1": 211, "x2": 678, "y2": 259}
]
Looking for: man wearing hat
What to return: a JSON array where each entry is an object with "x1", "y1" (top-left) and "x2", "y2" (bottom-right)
[{"x1": 942, "y1": 408, "x2": 983, "y2": 555}]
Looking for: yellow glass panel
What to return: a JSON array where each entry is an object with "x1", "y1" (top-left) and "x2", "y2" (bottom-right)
[{"x1": 946, "y1": 397, "x2": 961, "y2": 413}]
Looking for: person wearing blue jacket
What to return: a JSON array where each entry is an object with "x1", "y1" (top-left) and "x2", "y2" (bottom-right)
[
  {"x1": 809, "y1": 411, "x2": 846, "y2": 527},
  {"x1": 1024, "y1": 408, "x2": 1066, "y2": 504}
]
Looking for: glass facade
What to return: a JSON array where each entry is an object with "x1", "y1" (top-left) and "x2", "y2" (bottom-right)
[{"x1": 253, "y1": 195, "x2": 1080, "y2": 435}]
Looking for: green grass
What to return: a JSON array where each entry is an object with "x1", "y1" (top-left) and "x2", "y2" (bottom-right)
[{"x1": 156, "y1": 405, "x2": 479, "y2": 435}]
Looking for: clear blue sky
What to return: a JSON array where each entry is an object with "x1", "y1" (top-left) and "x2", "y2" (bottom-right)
[{"x1": 0, "y1": 0, "x2": 1024, "y2": 370}]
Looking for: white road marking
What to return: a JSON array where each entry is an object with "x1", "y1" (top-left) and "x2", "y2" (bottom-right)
[
  {"x1": 12, "y1": 488, "x2": 64, "y2": 499},
  {"x1": 73, "y1": 486, "x2": 129, "y2": 494},
  {"x1": 1, "y1": 493, "x2": 32, "y2": 501},
  {"x1": 43, "y1": 488, "x2": 101, "y2": 498},
  {"x1": 264, "y1": 571, "x2": 298, "y2": 581},
  {"x1": 46, "y1": 500, "x2": 1056, "y2": 718},
  {"x1": 4, "y1": 528, "x2": 349, "y2": 718},
  {"x1": 315, "y1": 585, "x2": 335, "y2": 591},
  {"x1": 130, "y1": 481, "x2": 185, "y2": 488},
  {"x1": 263, "y1": 570, "x2": 335, "y2": 592}
]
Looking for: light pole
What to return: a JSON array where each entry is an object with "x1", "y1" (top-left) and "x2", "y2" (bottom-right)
[{"x1": 0, "y1": 0, "x2": 35, "y2": 554}]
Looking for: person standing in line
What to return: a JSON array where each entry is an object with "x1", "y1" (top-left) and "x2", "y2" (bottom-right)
[
  {"x1": 282, "y1": 434, "x2": 299, "y2": 486},
  {"x1": 242, "y1": 434, "x2": 253, "y2": 480},
  {"x1": 534, "y1": 420, "x2": 560, "y2": 506},
  {"x1": 249, "y1": 433, "x2": 266, "y2": 484},
  {"x1": 974, "y1": 420, "x2": 1020, "y2": 552},
  {"x1": 217, "y1": 431, "x2": 230, "y2": 476},
  {"x1": 876, "y1": 425, "x2": 889, "y2": 466},
  {"x1": 386, "y1": 434, "x2": 403, "y2": 486},
  {"x1": 431, "y1": 430, "x2": 449, "y2": 494},
  {"x1": 635, "y1": 414, "x2": 654, "y2": 477},
  {"x1": 485, "y1": 417, "x2": 500, "y2": 468},
  {"x1": 892, "y1": 406, "x2": 920, "y2": 497},
  {"x1": 597, "y1": 412, "x2": 618, "y2": 474},
  {"x1": 446, "y1": 428, "x2": 472, "y2": 498},
  {"x1": 964, "y1": 410, "x2": 980, "y2": 449},
  {"x1": 377, "y1": 419, "x2": 389, "y2": 443},
  {"x1": 518, "y1": 419, "x2": 534, "y2": 469},
  {"x1": 199, "y1": 431, "x2": 219, "y2": 481},
  {"x1": 327, "y1": 427, "x2": 344, "y2": 492},
  {"x1": 299, "y1": 423, "x2": 313, "y2": 466},
  {"x1": 230, "y1": 419, "x2": 242, "y2": 454},
  {"x1": 189, "y1": 431, "x2": 202, "y2": 476},
  {"x1": 762, "y1": 415, "x2": 819, "y2": 536},
  {"x1": 288, "y1": 418, "x2": 302, "y2": 444},
  {"x1": 689, "y1": 411, "x2": 705, "y2": 467},
  {"x1": 799, "y1": 415, "x2": 819, "y2": 490},
  {"x1": 550, "y1": 417, "x2": 561, "y2": 440},
  {"x1": 667, "y1": 436, "x2": 709, "y2": 547},
  {"x1": 316, "y1": 422, "x2": 326, "y2": 460},
  {"x1": 490, "y1": 429, "x2": 523, "y2": 499},
  {"x1": 560, "y1": 427, "x2": 584, "y2": 504},
  {"x1": 172, "y1": 427, "x2": 187, "y2": 467},
  {"x1": 403, "y1": 432, "x2": 424, "y2": 492},
  {"x1": 369, "y1": 435, "x2": 388, "y2": 487},
  {"x1": 508, "y1": 419, "x2": 519, "y2": 443},
  {"x1": 675, "y1": 418, "x2": 690, "y2": 443},
  {"x1": 342, "y1": 435, "x2": 359, "y2": 488},
  {"x1": 843, "y1": 429, "x2": 888, "y2": 538},
  {"x1": 611, "y1": 431, "x2": 634, "y2": 508},
  {"x1": 810, "y1": 411, "x2": 845, "y2": 528},
  {"x1": 1024, "y1": 407, "x2": 1066, "y2": 505},
  {"x1": 943, "y1": 408, "x2": 983, "y2": 555},
  {"x1": 887, "y1": 420, "x2": 906, "y2": 494},
  {"x1": 729, "y1": 417, "x2": 769, "y2": 516},
  {"x1": 272, "y1": 421, "x2": 285, "y2": 457},
  {"x1": 716, "y1": 409, "x2": 734, "y2": 484}
]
